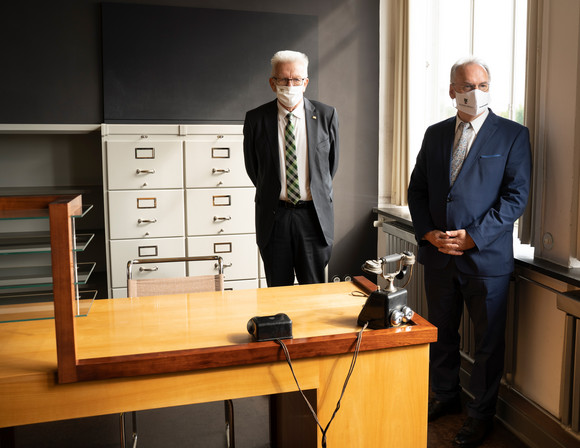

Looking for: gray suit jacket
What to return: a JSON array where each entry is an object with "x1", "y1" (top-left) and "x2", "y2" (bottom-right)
[{"x1": 243, "y1": 98, "x2": 339, "y2": 249}]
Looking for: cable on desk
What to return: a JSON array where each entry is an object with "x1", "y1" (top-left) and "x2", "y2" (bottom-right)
[
  {"x1": 350, "y1": 290, "x2": 368, "y2": 297},
  {"x1": 275, "y1": 321, "x2": 369, "y2": 447}
]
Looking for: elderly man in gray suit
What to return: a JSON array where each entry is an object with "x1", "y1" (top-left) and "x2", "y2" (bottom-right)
[{"x1": 243, "y1": 50, "x2": 339, "y2": 287}]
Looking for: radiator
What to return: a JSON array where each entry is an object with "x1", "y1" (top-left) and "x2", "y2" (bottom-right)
[{"x1": 379, "y1": 221, "x2": 427, "y2": 317}]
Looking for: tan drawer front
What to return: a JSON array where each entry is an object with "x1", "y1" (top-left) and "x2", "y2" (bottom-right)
[
  {"x1": 186, "y1": 188, "x2": 254, "y2": 236},
  {"x1": 109, "y1": 237, "x2": 186, "y2": 288},
  {"x1": 108, "y1": 190, "x2": 185, "y2": 239},
  {"x1": 184, "y1": 136, "x2": 252, "y2": 188},
  {"x1": 106, "y1": 140, "x2": 183, "y2": 190},
  {"x1": 187, "y1": 234, "x2": 258, "y2": 280}
]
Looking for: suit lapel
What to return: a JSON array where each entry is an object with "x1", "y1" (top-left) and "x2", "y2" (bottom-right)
[
  {"x1": 304, "y1": 98, "x2": 318, "y2": 169},
  {"x1": 456, "y1": 110, "x2": 499, "y2": 181},
  {"x1": 442, "y1": 117, "x2": 456, "y2": 183},
  {"x1": 264, "y1": 100, "x2": 281, "y2": 181},
  {"x1": 270, "y1": 98, "x2": 316, "y2": 183}
]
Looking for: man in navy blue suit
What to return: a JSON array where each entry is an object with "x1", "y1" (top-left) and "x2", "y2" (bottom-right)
[{"x1": 408, "y1": 58, "x2": 531, "y2": 447}]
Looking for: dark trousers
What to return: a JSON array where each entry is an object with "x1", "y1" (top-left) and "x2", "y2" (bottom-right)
[
  {"x1": 260, "y1": 202, "x2": 332, "y2": 287},
  {"x1": 424, "y1": 258, "x2": 511, "y2": 420}
]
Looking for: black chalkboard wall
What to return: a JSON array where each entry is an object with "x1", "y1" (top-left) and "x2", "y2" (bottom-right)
[{"x1": 102, "y1": 3, "x2": 318, "y2": 123}]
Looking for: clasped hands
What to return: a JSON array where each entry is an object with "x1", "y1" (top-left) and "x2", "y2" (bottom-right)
[{"x1": 423, "y1": 229, "x2": 475, "y2": 256}]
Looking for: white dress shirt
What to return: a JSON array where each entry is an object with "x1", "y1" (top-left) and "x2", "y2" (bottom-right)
[
  {"x1": 277, "y1": 100, "x2": 311, "y2": 201},
  {"x1": 454, "y1": 108, "x2": 489, "y2": 157}
]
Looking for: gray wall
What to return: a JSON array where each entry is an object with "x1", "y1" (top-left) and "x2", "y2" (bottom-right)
[{"x1": 0, "y1": 0, "x2": 379, "y2": 281}]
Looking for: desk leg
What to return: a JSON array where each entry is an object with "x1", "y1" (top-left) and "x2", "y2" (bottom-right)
[
  {"x1": 317, "y1": 344, "x2": 429, "y2": 447},
  {"x1": 272, "y1": 344, "x2": 429, "y2": 448},
  {"x1": 0, "y1": 427, "x2": 15, "y2": 448},
  {"x1": 271, "y1": 390, "x2": 317, "y2": 448}
]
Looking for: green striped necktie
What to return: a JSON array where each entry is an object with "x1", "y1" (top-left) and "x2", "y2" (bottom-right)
[{"x1": 285, "y1": 112, "x2": 300, "y2": 204}]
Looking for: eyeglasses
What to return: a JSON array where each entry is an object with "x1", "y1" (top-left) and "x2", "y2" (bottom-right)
[
  {"x1": 272, "y1": 77, "x2": 307, "y2": 86},
  {"x1": 452, "y1": 82, "x2": 490, "y2": 93}
]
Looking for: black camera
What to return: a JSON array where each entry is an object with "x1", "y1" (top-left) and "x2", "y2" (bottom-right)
[{"x1": 247, "y1": 313, "x2": 293, "y2": 341}]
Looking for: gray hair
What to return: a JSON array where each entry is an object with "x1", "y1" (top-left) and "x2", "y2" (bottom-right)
[
  {"x1": 270, "y1": 50, "x2": 309, "y2": 77},
  {"x1": 450, "y1": 57, "x2": 491, "y2": 83}
]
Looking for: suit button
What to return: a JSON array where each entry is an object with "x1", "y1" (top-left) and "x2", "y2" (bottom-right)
[{"x1": 447, "y1": 196, "x2": 452, "y2": 202}]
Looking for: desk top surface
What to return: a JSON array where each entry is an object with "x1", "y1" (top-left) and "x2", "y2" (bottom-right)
[{"x1": 0, "y1": 281, "x2": 436, "y2": 381}]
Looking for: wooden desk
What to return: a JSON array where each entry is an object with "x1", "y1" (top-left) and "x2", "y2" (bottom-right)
[{"x1": 0, "y1": 281, "x2": 436, "y2": 447}]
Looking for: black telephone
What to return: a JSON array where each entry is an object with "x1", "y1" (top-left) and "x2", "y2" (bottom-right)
[{"x1": 357, "y1": 251, "x2": 416, "y2": 329}]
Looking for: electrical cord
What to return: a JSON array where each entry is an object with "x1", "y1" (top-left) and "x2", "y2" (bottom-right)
[
  {"x1": 275, "y1": 321, "x2": 369, "y2": 447},
  {"x1": 350, "y1": 290, "x2": 367, "y2": 297}
]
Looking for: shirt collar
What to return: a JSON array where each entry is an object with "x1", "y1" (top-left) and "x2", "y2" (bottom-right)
[
  {"x1": 277, "y1": 100, "x2": 306, "y2": 121},
  {"x1": 455, "y1": 108, "x2": 489, "y2": 134}
]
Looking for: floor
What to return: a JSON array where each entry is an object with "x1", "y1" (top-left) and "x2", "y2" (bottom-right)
[
  {"x1": 7, "y1": 394, "x2": 532, "y2": 447},
  {"x1": 427, "y1": 394, "x2": 530, "y2": 448},
  {"x1": 8, "y1": 398, "x2": 271, "y2": 448}
]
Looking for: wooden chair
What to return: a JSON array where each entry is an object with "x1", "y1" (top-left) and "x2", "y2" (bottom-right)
[
  {"x1": 121, "y1": 255, "x2": 234, "y2": 448},
  {"x1": 127, "y1": 255, "x2": 225, "y2": 297}
]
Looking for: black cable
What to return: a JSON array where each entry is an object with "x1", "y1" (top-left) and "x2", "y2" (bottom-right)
[{"x1": 275, "y1": 321, "x2": 369, "y2": 447}]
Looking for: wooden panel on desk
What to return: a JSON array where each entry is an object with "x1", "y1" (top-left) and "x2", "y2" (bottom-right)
[
  {"x1": 70, "y1": 281, "x2": 436, "y2": 381},
  {"x1": 1, "y1": 280, "x2": 433, "y2": 446}
]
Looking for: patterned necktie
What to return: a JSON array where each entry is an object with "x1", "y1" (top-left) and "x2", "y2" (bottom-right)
[
  {"x1": 450, "y1": 121, "x2": 473, "y2": 185},
  {"x1": 285, "y1": 113, "x2": 300, "y2": 204}
]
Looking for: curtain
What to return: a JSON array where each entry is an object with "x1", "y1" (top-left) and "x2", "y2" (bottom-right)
[
  {"x1": 389, "y1": 0, "x2": 410, "y2": 206},
  {"x1": 519, "y1": 0, "x2": 542, "y2": 245}
]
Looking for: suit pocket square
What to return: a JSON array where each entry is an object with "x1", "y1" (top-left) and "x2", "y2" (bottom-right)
[{"x1": 480, "y1": 154, "x2": 502, "y2": 158}]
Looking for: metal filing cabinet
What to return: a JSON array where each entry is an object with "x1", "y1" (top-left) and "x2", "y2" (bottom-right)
[{"x1": 102, "y1": 124, "x2": 260, "y2": 298}]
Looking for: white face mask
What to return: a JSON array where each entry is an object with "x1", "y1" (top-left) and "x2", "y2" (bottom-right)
[
  {"x1": 454, "y1": 89, "x2": 490, "y2": 116},
  {"x1": 276, "y1": 85, "x2": 304, "y2": 108}
]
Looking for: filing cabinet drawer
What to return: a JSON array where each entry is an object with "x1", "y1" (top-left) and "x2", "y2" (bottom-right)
[
  {"x1": 187, "y1": 234, "x2": 259, "y2": 280},
  {"x1": 106, "y1": 140, "x2": 183, "y2": 190},
  {"x1": 112, "y1": 287, "x2": 129, "y2": 299},
  {"x1": 108, "y1": 190, "x2": 185, "y2": 239},
  {"x1": 224, "y1": 279, "x2": 259, "y2": 291},
  {"x1": 186, "y1": 188, "x2": 255, "y2": 235},
  {"x1": 184, "y1": 136, "x2": 252, "y2": 188},
  {"x1": 109, "y1": 237, "x2": 186, "y2": 288}
]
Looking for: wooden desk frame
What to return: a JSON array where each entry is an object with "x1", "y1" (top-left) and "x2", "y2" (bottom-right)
[
  {"x1": 1, "y1": 216, "x2": 437, "y2": 446},
  {"x1": 1, "y1": 195, "x2": 436, "y2": 388},
  {"x1": 61, "y1": 268, "x2": 435, "y2": 383},
  {"x1": 0, "y1": 194, "x2": 82, "y2": 383}
]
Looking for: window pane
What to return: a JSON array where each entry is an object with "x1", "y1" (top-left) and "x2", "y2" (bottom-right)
[
  {"x1": 513, "y1": 0, "x2": 528, "y2": 124},
  {"x1": 408, "y1": 0, "x2": 528, "y2": 177},
  {"x1": 408, "y1": 0, "x2": 470, "y2": 171},
  {"x1": 434, "y1": 0, "x2": 471, "y2": 121},
  {"x1": 473, "y1": 0, "x2": 515, "y2": 120}
]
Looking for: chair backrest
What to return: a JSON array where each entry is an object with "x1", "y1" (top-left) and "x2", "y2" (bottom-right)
[{"x1": 126, "y1": 256, "x2": 224, "y2": 298}]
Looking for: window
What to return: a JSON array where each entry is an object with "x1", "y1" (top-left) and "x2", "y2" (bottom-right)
[{"x1": 408, "y1": 0, "x2": 528, "y2": 174}]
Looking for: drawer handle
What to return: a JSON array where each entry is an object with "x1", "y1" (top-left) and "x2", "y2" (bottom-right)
[
  {"x1": 139, "y1": 266, "x2": 159, "y2": 272},
  {"x1": 212, "y1": 168, "x2": 231, "y2": 174},
  {"x1": 138, "y1": 218, "x2": 157, "y2": 224},
  {"x1": 136, "y1": 169, "x2": 156, "y2": 174},
  {"x1": 217, "y1": 262, "x2": 233, "y2": 270},
  {"x1": 213, "y1": 216, "x2": 231, "y2": 222}
]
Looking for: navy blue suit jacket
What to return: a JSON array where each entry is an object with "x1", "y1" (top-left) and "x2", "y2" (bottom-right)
[
  {"x1": 408, "y1": 110, "x2": 531, "y2": 276},
  {"x1": 243, "y1": 98, "x2": 339, "y2": 249}
]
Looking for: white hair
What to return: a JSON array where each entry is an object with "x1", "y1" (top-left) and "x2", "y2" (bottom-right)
[
  {"x1": 270, "y1": 50, "x2": 309, "y2": 77},
  {"x1": 450, "y1": 57, "x2": 491, "y2": 83}
]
